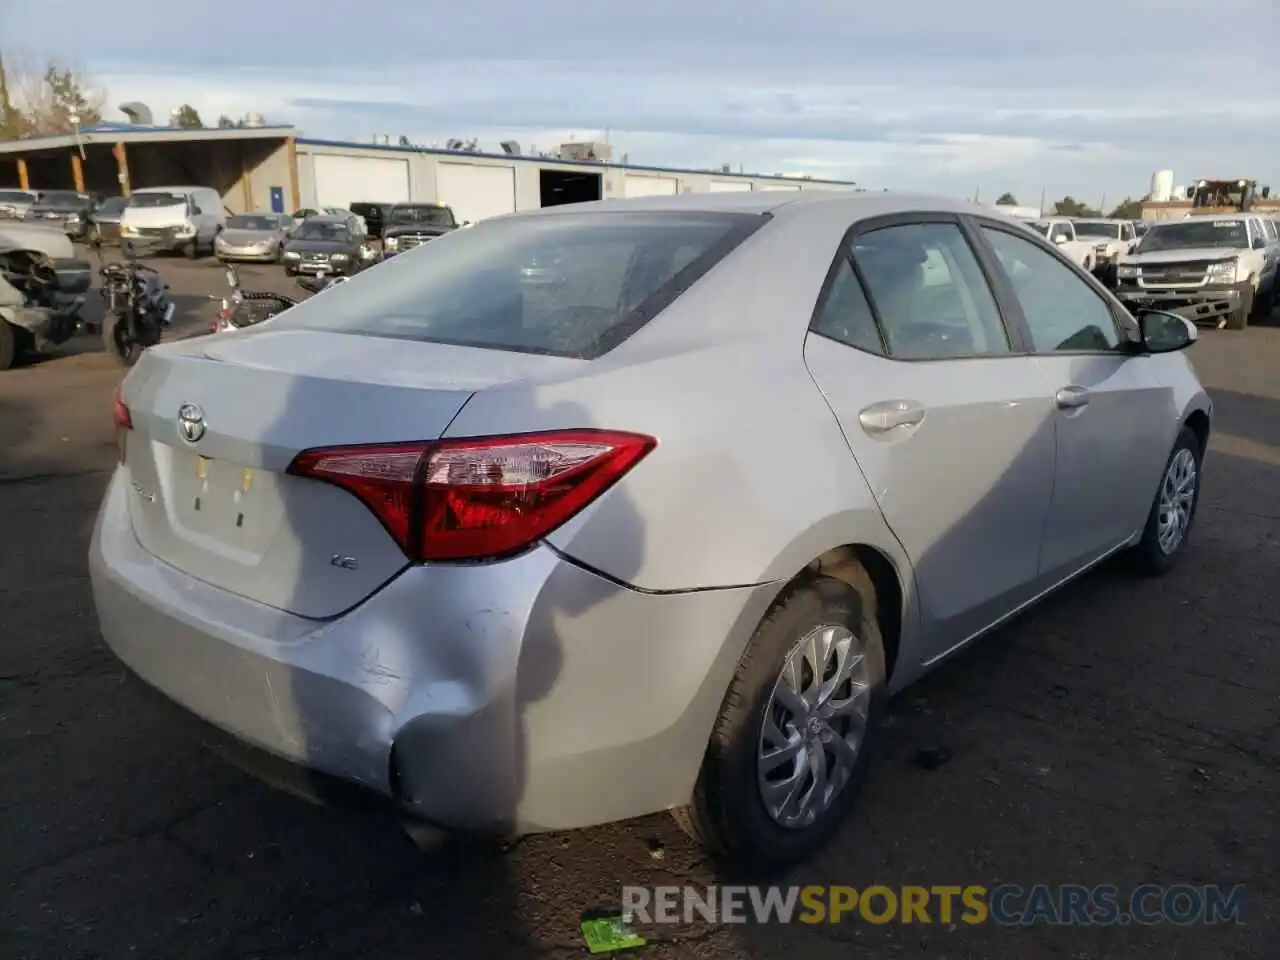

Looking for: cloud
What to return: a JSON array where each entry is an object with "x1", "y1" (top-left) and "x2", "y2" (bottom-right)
[{"x1": 4, "y1": 0, "x2": 1277, "y2": 204}]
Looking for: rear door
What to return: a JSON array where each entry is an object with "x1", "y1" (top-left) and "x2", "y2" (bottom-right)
[
  {"x1": 973, "y1": 218, "x2": 1168, "y2": 579},
  {"x1": 803, "y1": 213, "x2": 1058, "y2": 658}
]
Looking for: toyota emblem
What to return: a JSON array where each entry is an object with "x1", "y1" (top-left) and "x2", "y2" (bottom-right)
[{"x1": 177, "y1": 403, "x2": 206, "y2": 443}]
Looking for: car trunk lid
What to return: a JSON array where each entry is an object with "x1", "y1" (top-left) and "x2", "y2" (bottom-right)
[{"x1": 120, "y1": 329, "x2": 579, "y2": 618}]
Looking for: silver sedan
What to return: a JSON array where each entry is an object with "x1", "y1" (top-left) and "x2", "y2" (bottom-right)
[
  {"x1": 214, "y1": 212, "x2": 296, "y2": 263},
  {"x1": 90, "y1": 191, "x2": 1211, "y2": 868}
]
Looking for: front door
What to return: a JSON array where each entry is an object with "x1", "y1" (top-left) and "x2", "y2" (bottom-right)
[
  {"x1": 803, "y1": 216, "x2": 1058, "y2": 658},
  {"x1": 975, "y1": 221, "x2": 1169, "y2": 580}
]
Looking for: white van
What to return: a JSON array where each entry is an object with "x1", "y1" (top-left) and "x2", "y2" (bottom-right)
[{"x1": 119, "y1": 186, "x2": 227, "y2": 258}]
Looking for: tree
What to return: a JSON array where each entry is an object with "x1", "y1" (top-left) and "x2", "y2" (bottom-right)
[
  {"x1": 1052, "y1": 196, "x2": 1102, "y2": 218},
  {"x1": 995, "y1": 192, "x2": 1019, "y2": 206},
  {"x1": 174, "y1": 104, "x2": 203, "y2": 129},
  {"x1": 1107, "y1": 197, "x2": 1144, "y2": 220},
  {"x1": 0, "y1": 49, "x2": 105, "y2": 138},
  {"x1": 217, "y1": 114, "x2": 236, "y2": 129}
]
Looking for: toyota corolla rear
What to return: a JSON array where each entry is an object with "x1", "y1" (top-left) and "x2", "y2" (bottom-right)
[{"x1": 88, "y1": 204, "x2": 786, "y2": 833}]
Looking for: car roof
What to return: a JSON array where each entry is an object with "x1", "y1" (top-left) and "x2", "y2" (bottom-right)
[
  {"x1": 494, "y1": 190, "x2": 1019, "y2": 225},
  {"x1": 305, "y1": 215, "x2": 349, "y2": 224}
]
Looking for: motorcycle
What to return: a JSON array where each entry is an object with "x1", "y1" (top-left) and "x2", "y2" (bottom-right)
[
  {"x1": 208, "y1": 263, "x2": 298, "y2": 335},
  {"x1": 96, "y1": 241, "x2": 175, "y2": 367}
]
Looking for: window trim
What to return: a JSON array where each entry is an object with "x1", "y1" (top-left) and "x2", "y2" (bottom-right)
[
  {"x1": 806, "y1": 211, "x2": 1028, "y2": 363},
  {"x1": 968, "y1": 215, "x2": 1138, "y2": 357}
]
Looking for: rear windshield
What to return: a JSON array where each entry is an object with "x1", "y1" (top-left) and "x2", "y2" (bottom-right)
[
  {"x1": 269, "y1": 211, "x2": 764, "y2": 359},
  {"x1": 96, "y1": 197, "x2": 127, "y2": 215},
  {"x1": 0, "y1": 190, "x2": 34, "y2": 203},
  {"x1": 1073, "y1": 221, "x2": 1120, "y2": 238}
]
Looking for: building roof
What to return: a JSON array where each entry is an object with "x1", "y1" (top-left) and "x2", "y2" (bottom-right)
[
  {"x1": 0, "y1": 124, "x2": 296, "y2": 155},
  {"x1": 294, "y1": 137, "x2": 856, "y2": 187}
]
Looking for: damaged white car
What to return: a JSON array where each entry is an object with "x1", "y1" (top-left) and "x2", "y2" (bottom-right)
[{"x1": 0, "y1": 221, "x2": 93, "y2": 370}]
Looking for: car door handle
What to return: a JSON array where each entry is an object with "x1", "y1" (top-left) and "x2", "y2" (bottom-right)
[
  {"x1": 1055, "y1": 386, "x2": 1091, "y2": 410},
  {"x1": 858, "y1": 400, "x2": 926, "y2": 435}
]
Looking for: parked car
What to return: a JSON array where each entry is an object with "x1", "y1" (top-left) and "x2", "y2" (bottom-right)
[
  {"x1": 1070, "y1": 218, "x2": 1140, "y2": 285},
  {"x1": 0, "y1": 220, "x2": 93, "y2": 370},
  {"x1": 119, "y1": 186, "x2": 227, "y2": 259},
  {"x1": 1026, "y1": 218, "x2": 1100, "y2": 272},
  {"x1": 380, "y1": 202, "x2": 459, "y2": 256},
  {"x1": 280, "y1": 214, "x2": 366, "y2": 276},
  {"x1": 23, "y1": 190, "x2": 96, "y2": 241},
  {"x1": 1114, "y1": 214, "x2": 1278, "y2": 329},
  {"x1": 0, "y1": 188, "x2": 40, "y2": 220},
  {"x1": 214, "y1": 212, "x2": 297, "y2": 263},
  {"x1": 350, "y1": 202, "x2": 393, "y2": 239},
  {"x1": 291, "y1": 208, "x2": 320, "y2": 220},
  {"x1": 90, "y1": 196, "x2": 129, "y2": 245},
  {"x1": 91, "y1": 193, "x2": 1211, "y2": 869}
]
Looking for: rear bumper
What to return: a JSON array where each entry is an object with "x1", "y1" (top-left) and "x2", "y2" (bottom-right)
[{"x1": 89, "y1": 469, "x2": 774, "y2": 833}]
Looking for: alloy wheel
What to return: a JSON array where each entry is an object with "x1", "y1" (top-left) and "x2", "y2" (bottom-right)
[
  {"x1": 757, "y1": 623, "x2": 872, "y2": 829},
  {"x1": 1157, "y1": 447, "x2": 1197, "y2": 554}
]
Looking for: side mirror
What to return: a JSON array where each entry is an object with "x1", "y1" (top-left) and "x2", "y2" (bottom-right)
[
  {"x1": 1138, "y1": 310, "x2": 1196, "y2": 353},
  {"x1": 191, "y1": 205, "x2": 203, "y2": 216},
  {"x1": 1053, "y1": 235, "x2": 1068, "y2": 245},
  {"x1": 1252, "y1": 237, "x2": 1266, "y2": 249}
]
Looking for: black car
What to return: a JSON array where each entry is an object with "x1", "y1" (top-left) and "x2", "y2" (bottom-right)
[
  {"x1": 280, "y1": 215, "x2": 366, "y2": 276},
  {"x1": 25, "y1": 190, "x2": 96, "y2": 241},
  {"x1": 89, "y1": 196, "x2": 128, "y2": 245},
  {"x1": 349, "y1": 202, "x2": 393, "y2": 239},
  {"x1": 381, "y1": 202, "x2": 459, "y2": 257}
]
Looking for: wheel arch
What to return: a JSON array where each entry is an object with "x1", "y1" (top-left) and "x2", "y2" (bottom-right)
[{"x1": 801, "y1": 543, "x2": 906, "y2": 681}]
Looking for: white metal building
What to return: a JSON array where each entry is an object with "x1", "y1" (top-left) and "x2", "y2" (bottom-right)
[{"x1": 294, "y1": 139, "x2": 857, "y2": 223}]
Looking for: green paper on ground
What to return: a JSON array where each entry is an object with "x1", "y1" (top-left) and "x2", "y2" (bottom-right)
[{"x1": 580, "y1": 916, "x2": 647, "y2": 954}]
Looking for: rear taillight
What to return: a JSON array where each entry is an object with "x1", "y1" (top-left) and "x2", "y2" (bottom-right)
[
  {"x1": 287, "y1": 430, "x2": 656, "y2": 562},
  {"x1": 112, "y1": 384, "x2": 132, "y2": 462}
]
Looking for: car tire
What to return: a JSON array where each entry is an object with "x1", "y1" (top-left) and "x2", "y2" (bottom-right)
[
  {"x1": 1127, "y1": 426, "x2": 1203, "y2": 577},
  {"x1": 1225, "y1": 286, "x2": 1254, "y2": 330},
  {"x1": 1250, "y1": 283, "x2": 1276, "y2": 324},
  {"x1": 183, "y1": 239, "x2": 199, "y2": 260},
  {"x1": 0, "y1": 320, "x2": 17, "y2": 371},
  {"x1": 672, "y1": 571, "x2": 887, "y2": 871}
]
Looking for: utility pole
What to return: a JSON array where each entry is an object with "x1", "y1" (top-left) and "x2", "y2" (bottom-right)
[
  {"x1": 1039, "y1": 184, "x2": 1046, "y2": 217},
  {"x1": 1099, "y1": 191, "x2": 1107, "y2": 215}
]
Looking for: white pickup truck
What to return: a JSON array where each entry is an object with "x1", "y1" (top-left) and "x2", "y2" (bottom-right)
[
  {"x1": 1026, "y1": 218, "x2": 1100, "y2": 272},
  {"x1": 1071, "y1": 218, "x2": 1140, "y2": 283},
  {"x1": 1113, "y1": 214, "x2": 1279, "y2": 330}
]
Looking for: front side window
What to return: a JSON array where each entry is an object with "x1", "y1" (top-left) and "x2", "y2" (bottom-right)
[
  {"x1": 851, "y1": 222, "x2": 1010, "y2": 359},
  {"x1": 981, "y1": 226, "x2": 1121, "y2": 352},
  {"x1": 269, "y1": 211, "x2": 764, "y2": 359}
]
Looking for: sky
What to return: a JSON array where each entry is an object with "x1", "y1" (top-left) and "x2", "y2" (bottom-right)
[{"x1": 3, "y1": 0, "x2": 1278, "y2": 206}]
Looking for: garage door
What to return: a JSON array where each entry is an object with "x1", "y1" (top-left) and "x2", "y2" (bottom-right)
[
  {"x1": 435, "y1": 162, "x2": 516, "y2": 224},
  {"x1": 757, "y1": 182, "x2": 801, "y2": 191},
  {"x1": 623, "y1": 174, "x2": 679, "y2": 198},
  {"x1": 312, "y1": 154, "x2": 411, "y2": 208},
  {"x1": 709, "y1": 180, "x2": 752, "y2": 193}
]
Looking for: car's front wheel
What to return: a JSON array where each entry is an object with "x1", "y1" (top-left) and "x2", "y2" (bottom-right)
[
  {"x1": 1128, "y1": 425, "x2": 1203, "y2": 575},
  {"x1": 673, "y1": 571, "x2": 886, "y2": 870}
]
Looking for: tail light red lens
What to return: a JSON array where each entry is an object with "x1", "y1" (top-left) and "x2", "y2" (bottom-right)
[
  {"x1": 287, "y1": 429, "x2": 656, "y2": 562},
  {"x1": 112, "y1": 384, "x2": 132, "y2": 463}
]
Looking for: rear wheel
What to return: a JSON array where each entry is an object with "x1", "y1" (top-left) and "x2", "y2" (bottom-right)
[
  {"x1": 672, "y1": 572, "x2": 886, "y2": 870},
  {"x1": 183, "y1": 238, "x2": 199, "y2": 260},
  {"x1": 1251, "y1": 283, "x2": 1276, "y2": 324},
  {"x1": 1127, "y1": 426, "x2": 1203, "y2": 576},
  {"x1": 0, "y1": 319, "x2": 16, "y2": 370}
]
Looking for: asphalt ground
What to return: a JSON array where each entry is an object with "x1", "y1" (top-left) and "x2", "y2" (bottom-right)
[{"x1": 1, "y1": 252, "x2": 1277, "y2": 959}]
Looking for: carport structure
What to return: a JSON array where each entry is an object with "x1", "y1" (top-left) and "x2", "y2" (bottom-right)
[{"x1": 0, "y1": 123, "x2": 301, "y2": 215}]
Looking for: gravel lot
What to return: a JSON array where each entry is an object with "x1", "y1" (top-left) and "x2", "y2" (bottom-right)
[{"x1": 1, "y1": 254, "x2": 1277, "y2": 960}]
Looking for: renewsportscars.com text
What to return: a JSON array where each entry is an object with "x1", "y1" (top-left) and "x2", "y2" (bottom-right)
[{"x1": 621, "y1": 884, "x2": 1245, "y2": 927}]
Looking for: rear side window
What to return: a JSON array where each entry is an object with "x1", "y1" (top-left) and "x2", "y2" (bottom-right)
[{"x1": 269, "y1": 211, "x2": 766, "y2": 358}]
